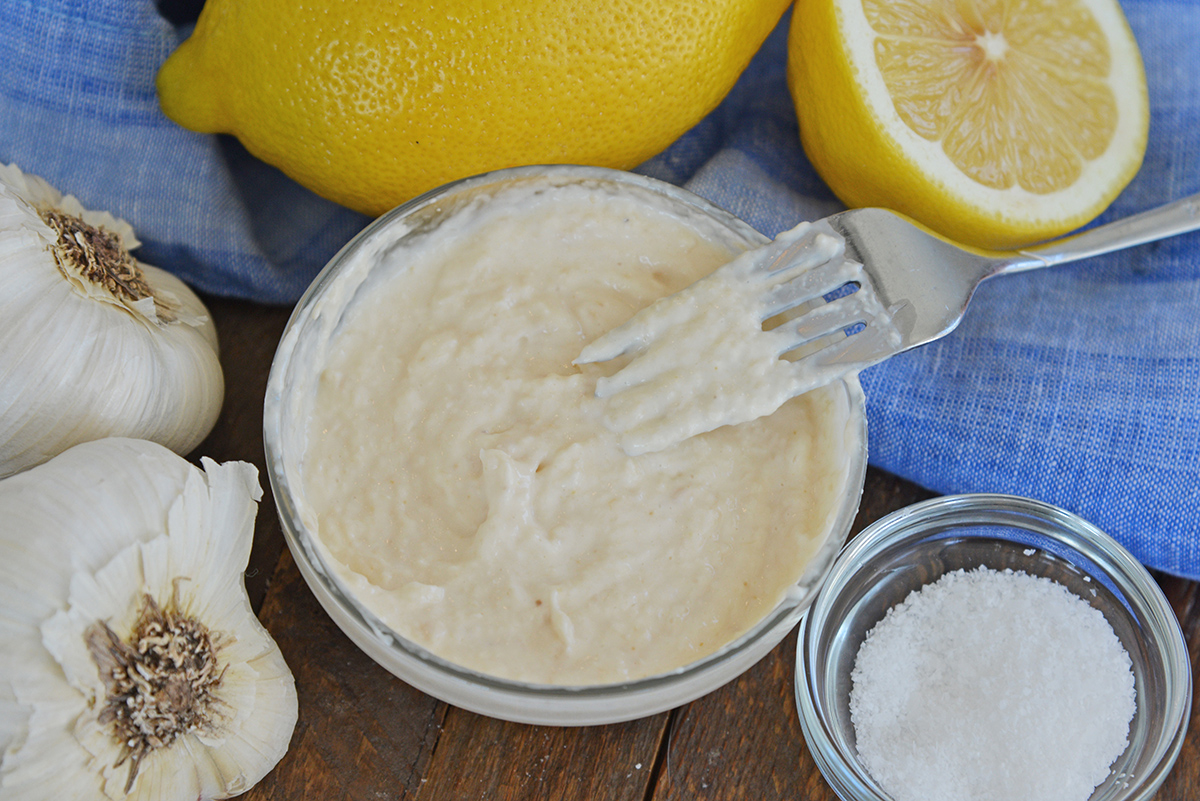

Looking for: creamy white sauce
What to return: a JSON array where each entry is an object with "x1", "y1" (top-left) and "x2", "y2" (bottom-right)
[
  {"x1": 300, "y1": 179, "x2": 862, "y2": 685},
  {"x1": 578, "y1": 220, "x2": 899, "y2": 456}
]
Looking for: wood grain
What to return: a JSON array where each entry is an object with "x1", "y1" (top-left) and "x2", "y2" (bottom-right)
[
  {"x1": 416, "y1": 708, "x2": 667, "y2": 801},
  {"x1": 246, "y1": 548, "x2": 445, "y2": 801},
  {"x1": 193, "y1": 296, "x2": 292, "y2": 610},
  {"x1": 200, "y1": 296, "x2": 1198, "y2": 800}
]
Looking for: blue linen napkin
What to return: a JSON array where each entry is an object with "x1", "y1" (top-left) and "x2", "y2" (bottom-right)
[{"x1": 2, "y1": 2, "x2": 1197, "y2": 576}]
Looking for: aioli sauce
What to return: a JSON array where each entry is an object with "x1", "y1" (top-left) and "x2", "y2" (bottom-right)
[{"x1": 301, "y1": 180, "x2": 862, "y2": 685}]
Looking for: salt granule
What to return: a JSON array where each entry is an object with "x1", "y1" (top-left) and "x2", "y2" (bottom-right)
[{"x1": 849, "y1": 567, "x2": 1135, "y2": 801}]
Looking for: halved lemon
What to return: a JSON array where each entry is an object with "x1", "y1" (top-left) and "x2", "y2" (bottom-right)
[{"x1": 787, "y1": 0, "x2": 1149, "y2": 249}]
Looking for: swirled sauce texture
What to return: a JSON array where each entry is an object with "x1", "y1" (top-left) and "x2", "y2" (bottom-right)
[{"x1": 302, "y1": 181, "x2": 860, "y2": 685}]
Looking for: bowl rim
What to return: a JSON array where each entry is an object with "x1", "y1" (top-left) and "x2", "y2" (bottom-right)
[
  {"x1": 794, "y1": 492, "x2": 1193, "y2": 801},
  {"x1": 262, "y1": 164, "x2": 871, "y2": 723}
]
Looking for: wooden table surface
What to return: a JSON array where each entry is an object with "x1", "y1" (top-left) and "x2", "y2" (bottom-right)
[{"x1": 196, "y1": 295, "x2": 1200, "y2": 801}]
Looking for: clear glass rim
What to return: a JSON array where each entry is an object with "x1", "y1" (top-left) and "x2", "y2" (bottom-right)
[
  {"x1": 795, "y1": 492, "x2": 1193, "y2": 801},
  {"x1": 263, "y1": 164, "x2": 870, "y2": 704}
]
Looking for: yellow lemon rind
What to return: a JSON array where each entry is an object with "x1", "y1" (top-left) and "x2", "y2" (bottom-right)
[{"x1": 156, "y1": 0, "x2": 793, "y2": 218}]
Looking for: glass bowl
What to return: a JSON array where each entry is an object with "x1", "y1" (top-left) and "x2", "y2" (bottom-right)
[
  {"x1": 795, "y1": 493, "x2": 1192, "y2": 801},
  {"x1": 263, "y1": 164, "x2": 869, "y2": 725}
]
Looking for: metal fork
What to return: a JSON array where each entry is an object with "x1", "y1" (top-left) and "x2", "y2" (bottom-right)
[
  {"x1": 577, "y1": 192, "x2": 1200, "y2": 454},
  {"x1": 810, "y1": 192, "x2": 1200, "y2": 376}
]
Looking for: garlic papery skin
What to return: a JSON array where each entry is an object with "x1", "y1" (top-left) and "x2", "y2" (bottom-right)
[
  {"x1": 0, "y1": 163, "x2": 224, "y2": 479},
  {"x1": 0, "y1": 438, "x2": 298, "y2": 800}
]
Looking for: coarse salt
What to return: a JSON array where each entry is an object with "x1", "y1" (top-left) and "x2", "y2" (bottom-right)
[{"x1": 849, "y1": 567, "x2": 1135, "y2": 801}]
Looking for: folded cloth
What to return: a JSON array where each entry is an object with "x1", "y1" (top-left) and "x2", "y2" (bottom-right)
[
  {"x1": 0, "y1": 0, "x2": 370, "y2": 302},
  {"x1": 2, "y1": 2, "x2": 1197, "y2": 576}
]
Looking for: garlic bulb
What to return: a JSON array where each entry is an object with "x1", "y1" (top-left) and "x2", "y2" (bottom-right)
[
  {"x1": 0, "y1": 164, "x2": 224, "y2": 479},
  {"x1": 0, "y1": 438, "x2": 297, "y2": 800}
]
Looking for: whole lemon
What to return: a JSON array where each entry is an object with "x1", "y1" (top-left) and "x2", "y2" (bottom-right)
[{"x1": 157, "y1": 0, "x2": 791, "y2": 217}]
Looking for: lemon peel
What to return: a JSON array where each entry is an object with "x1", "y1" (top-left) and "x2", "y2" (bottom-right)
[{"x1": 157, "y1": 0, "x2": 791, "y2": 217}]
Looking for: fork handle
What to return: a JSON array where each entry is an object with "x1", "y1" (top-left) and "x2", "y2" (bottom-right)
[{"x1": 1000, "y1": 192, "x2": 1200, "y2": 275}]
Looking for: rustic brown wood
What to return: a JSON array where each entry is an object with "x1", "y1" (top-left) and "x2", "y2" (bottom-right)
[
  {"x1": 654, "y1": 630, "x2": 818, "y2": 800},
  {"x1": 245, "y1": 547, "x2": 446, "y2": 801},
  {"x1": 200, "y1": 297, "x2": 1199, "y2": 800},
  {"x1": 193, "y1": 296, "x2": 292, "y2": 610},
  {"x1": 416, "y1": 707, "x2": 668, "y2": 801},
  {"x1": 1154, "y1": 574, "x2": 1200, "y2": 801}
]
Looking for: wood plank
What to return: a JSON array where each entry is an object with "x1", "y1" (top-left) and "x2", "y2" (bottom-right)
[
  {"x1": 653, "y1": 630, "x2": 831, "y2": 801},
  {"x1": 193, "y1": 295, "x2": 294, "y2": 611},
  {"x1": 244, "y1": 548, "x2": 447, "y2": 801},
  {"x1": 415, "y1": 707, "x2": 667, "y2": 801},
  {"x1": 1152, "y1": 573, "x2": 1200, "y2": 801}
]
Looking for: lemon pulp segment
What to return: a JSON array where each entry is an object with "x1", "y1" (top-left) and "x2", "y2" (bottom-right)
[
  {"x1": 788, "y1": 0, "x2": 1148, "y2": 249},
  {"x1": 869, "y1": 0, "x2": 1117, "y2": 194}
]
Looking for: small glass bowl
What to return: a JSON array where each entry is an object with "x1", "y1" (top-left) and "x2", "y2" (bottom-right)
[
  {"x1": 795, "y1": 493, "x2": 1192, "y2": 801},
  {"x1": 263, "y1": 164, "x2": 869, "y2": 726}
]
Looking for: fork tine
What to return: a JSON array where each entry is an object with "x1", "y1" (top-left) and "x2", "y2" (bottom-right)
[
  {"x1": 770, "y1": 321, "x2": 901, "y2": 403},
  {"x1": 787, "y1": 313, "x2": 904, "y2": 374},
  {"x1": 761, "y1": 256, "x2": 864, "y2": 318},
  {"x1": 592, "y1": 345, "x2": 677, "y2": 398},
  {"x1": 750, "y1": 220, "x2": 843, "y2": 279},
  {"x1": 771, "y1": 287, "x2": 873, "y2": 354}
]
